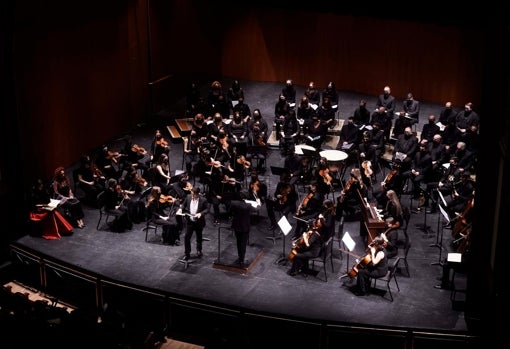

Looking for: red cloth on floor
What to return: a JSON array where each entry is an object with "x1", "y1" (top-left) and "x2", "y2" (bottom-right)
[{"x1": 29, "y1": 209, "x2": 73, "y2": 240}]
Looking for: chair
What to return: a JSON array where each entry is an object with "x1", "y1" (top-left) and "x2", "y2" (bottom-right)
[
  {"x1": 96, "y1": 191, "x2": 123, "y2": 230},
  {"x1": 393, "y1": 206, "x2": 411, "y2": 276},
  {"x1": 371, "y1": 257, "x2": 400, "y2": 302},
  {"x1": 143, "y1": 204, "x2": 165, "y2": 243},
  {"x1": 310, "y1": 236, "x2": 334, "y2": 282}
]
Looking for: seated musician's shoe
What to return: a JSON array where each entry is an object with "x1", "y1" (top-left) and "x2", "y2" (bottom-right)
[
  {"x1": 196, "y1": 251, "x2": 203, "y2": 258},
  {"x1": 287, "y1": 269, "x2": 298, "y2": 277},
  {"x1": 426, "y1": 207, "x2": 437, "y2": 214},
  {"x1": 182, "y1": 255, "x2": 190, "y2": 261}
]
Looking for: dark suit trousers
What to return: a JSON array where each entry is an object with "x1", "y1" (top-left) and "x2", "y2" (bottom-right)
[
  {"x1": 184, "y1": 221, "x2": 203, "y2": 257},
  {"x1": 235, "y1": 230, "x2": 249, "y2": 261}
]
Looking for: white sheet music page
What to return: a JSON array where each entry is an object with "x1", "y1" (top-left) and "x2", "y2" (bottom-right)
[
  {"x1": 342, "y1": 231, "x2": 356, "y2": 251},
  {"x1": 278, "y1": 215, "x2": 292, "y2": 236}
]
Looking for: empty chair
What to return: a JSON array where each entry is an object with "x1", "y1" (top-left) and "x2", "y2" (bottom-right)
[
  {"x1": 371, "y1": 257, "x2": 400, "y2": 302},
  {"x1": 310, "y1": 236, "x2": 334, "y2": 282}
]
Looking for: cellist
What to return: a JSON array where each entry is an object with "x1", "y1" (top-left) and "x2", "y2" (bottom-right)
[
  {"x1": 287, "y1": 216, "x2": 325, "y2": 277},
  {"x1": 353, "y1": 236, "x2": 388, "y2": 296}
]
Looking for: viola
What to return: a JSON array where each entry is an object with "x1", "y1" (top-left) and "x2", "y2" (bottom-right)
[
  {"x1": 382, "y1": 168, "x2": 398, "y2": 187},
  {"x1": 319, "y1": 168, "x2": 333, "y2": 185},
  {"x1": 296, "y1": 191, "x2": 314, "y2": 216},
  {"x1": 362, "y1": 160, "x2": 373, "y2": 177}
]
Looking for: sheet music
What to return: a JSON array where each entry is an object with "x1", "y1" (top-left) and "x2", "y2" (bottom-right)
[
  {"x1": 439, "y1": 204, "x2": 450, "y2": 223},
  {"x1": 244, "y1": 199, "x2": 260, "y2": 208},
  {"x1": 278, "y1": 215, "x2": 292, "y2": 236},
  {"x1": 447, "y1": 253, "x2": 462, "y2": 263},
  {"x1": 310, "y1": 104, "x2": 318, "y2": 110},
  {"x1": 41, "y1": 198, "x2": 61, "y2": 211},
  {"x1": 437, "y1": 190, "x2": 448, "y2": 208},
  {"x1": 342, "y1": 231, "x2": 356, "y2": 251}
]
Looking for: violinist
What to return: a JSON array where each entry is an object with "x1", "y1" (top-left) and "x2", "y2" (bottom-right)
[
  {"x1": 266, "y1": 173, "x2": 298, "y2": 231},
  {"x1": 353, "y1": 236, "x2": 388, "y2": 296},
  {"x1": 96, "y1": 144, "x2": 123, "y2": 180},
  {"x1": 150, "y1": 129, "x2": 170, "y2": 166},
  {"x1": 315, "y1": 157, "x2": 334, "y2": 196},
  {"x1": 208, "y1": 166, "x2": 236, "y2": 224},
  {"x1": 374, "y1": 159, "x2": 405, "y2": 209},
  {"x1": 335, "y1": 168, "x2": 366, "y2": 221},
  {"x1": 104, "y1": 178, "x2": 133, "y2": 232},
  {"x1": 146, "y1": 186, "x2": 180, "y2": 245},
  {"x1": 153, "y1": 153, "x2": 172, "y2": 195},
  {"x1": 183, "y1": 133, "x2": 201, "y2": 177},
  {"x1": 76, "y1": 155, "x2": 105, "y2": 206},
  {"x1": 287, "y1": 216, "x2": 324, "y2": 277},
  {"x1": 248, "y1": 170, "x2": 267, "y2": 205},
  {"x1": 291, "y1": 181, "x2": 324, "y2": 240},
  {"x1": 121, "y1": 135, "x2": 149, "y2": 177},
  {"x1": 119, "y1": 167, "x2": 149, "y2": 224}
]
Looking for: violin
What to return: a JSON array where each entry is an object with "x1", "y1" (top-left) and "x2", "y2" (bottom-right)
[
  {"x1": 156, "y1": 137, "x2": 169, "y2": 147},
  {"x1": 319, "y1": 168, "x2": 333, "y2": 185},
  {"x1": 159, "y1": 194, "x2": 175, "y2": 204},
  {"x1": 107, "y1": 150, "x2": 123, "y2": 163},
  {"x1": 237, "y1": 155, "x2": 251, "y2": 169},
  {"x1": 339, "y1": 177, "x2": 357, "y2": 203},
  {"x1": 208, "y1": 158, "x2": 224, "y2": 168},
  {"x1": 382, "y1": 168, "x2": 398, "y2": 188},
  {"x1": 131, "y1": 144, "x2": 147, "y2": 155}
]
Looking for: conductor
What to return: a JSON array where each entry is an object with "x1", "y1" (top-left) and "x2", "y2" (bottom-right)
[{"x1": 230, "y1": 191, "x2": 253, "y2": 267}]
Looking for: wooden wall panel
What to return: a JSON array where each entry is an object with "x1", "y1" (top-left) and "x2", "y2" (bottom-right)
[{"x1": 220, "y1": 9, "x2": 485, "y2": 107}]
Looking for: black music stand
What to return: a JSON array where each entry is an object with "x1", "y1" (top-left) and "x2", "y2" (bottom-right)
[
  {"x1": 338, "y1": 231, "x2": 356, "y2": 280},
  {"x1": 301, "y1": 147, "x2": 321, "y2": 167},
  {"x1": 430, "y1": 203, "x2": 449, "y2": 267},
  {"x1": 270, "y1": 166, "x2": 287, "y2": 177},
  {"x1": 415, "y1": 189, "x2": 434, "y2": 235},
  {"x1": 275, "y1": 215, "x2": 292, "y2": 266}
]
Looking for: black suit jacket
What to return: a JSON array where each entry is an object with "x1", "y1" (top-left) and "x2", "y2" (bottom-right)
[
  {"x1": 230, "y1": 200, "x2": 252, "y2": 233},
  {"x1": 180, "y1": 195, "x2": 209, "y2": 227}
]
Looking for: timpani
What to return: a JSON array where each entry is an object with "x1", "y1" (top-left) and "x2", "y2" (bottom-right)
[{"x1": 320, "y1": 149, "x2": 348, "y2": 174}]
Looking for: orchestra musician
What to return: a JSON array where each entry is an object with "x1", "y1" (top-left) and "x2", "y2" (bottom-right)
[
  {"x1": 146, "y1": 186, "x2": 180, "y2": 245},
  {"x1": 291, "y1": 181, "x2": 324, "y2": 240},
  {"x1": 103, "y1": 178, "x2": 133, "y2": 232},
  {"x1": 207, "y1": 165, "x2": 239, "y2": 224},
  {"x1": 119, "y1": 167, "x2": 149, "y2": 224},
  {"x1": 315, "y1": 156, "x2": 334, "y2": 196},
  {"x1": 373, "y1": 159, "x2": 405, "y2": 209},
  {"x1": 380, "y1": 189, "x2": 403, "y2": 258},
  {"x1": 153, "y1": 153, "x2": 172, "y2": 195},
  {"x1": 150, "y1": 129, "x2": 170, "y2": 167},
  {"x1": 287, "y1": 216, "x2": 325, "y2": 277},
  {"x1": 352, "y1": 236, "x2": 388, "y2": 296},
  {"x1": 76, "y1": 155, "x2": 105, "y2": 207},
  {"x1": 28, "y1": 178, "x2": 74, "y2": 239},
  {"x1": 52, "y1": 166, "x2": 86, "y2": 229},
  {"x1": 96, "y1": 144, "x2": 123, "y2": 180},
  {"x1": 335, "y1": 168, "x2": 367, "y2": 221},
  {"x1": 266, "y1": 173, "x2": 298, "y2": 231}
]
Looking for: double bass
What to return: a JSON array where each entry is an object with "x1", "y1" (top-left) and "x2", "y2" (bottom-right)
[{"x1": 452, "y1": 196, "x2": 474, "y2": 253}]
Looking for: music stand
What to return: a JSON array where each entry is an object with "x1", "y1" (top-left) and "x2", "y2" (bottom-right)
[
  {"x1": 275, "y1": 215, "x2": 292, "y2": 265},
  {"x1": 270, "y1": 166, "x2": 287, "y2": 177},
  {"x1": 430, "y1": 203, "x2": 449, "y2": 266},
  {"x1": 338, "y1": 231, "x2": 356, "y2": 279},
  {"x1": 415, "y1": 189, "x2": 434, "y2": 235},
  {"x1": 232, "y1": 141, "x2": 247, "y2": 156}
]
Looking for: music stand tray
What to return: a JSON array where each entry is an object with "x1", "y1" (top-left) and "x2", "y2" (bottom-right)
[
  {"x1": 301, "y1": 148, "x2": 321, "y2": 159},
  {"x1": 270, "y1": 166, "x2": 287, "y2": 176}
]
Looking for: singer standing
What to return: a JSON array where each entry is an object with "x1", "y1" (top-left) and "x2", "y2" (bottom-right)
[{"x1": 178, "y1": 187, "x2": 209, "y2": 261}]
